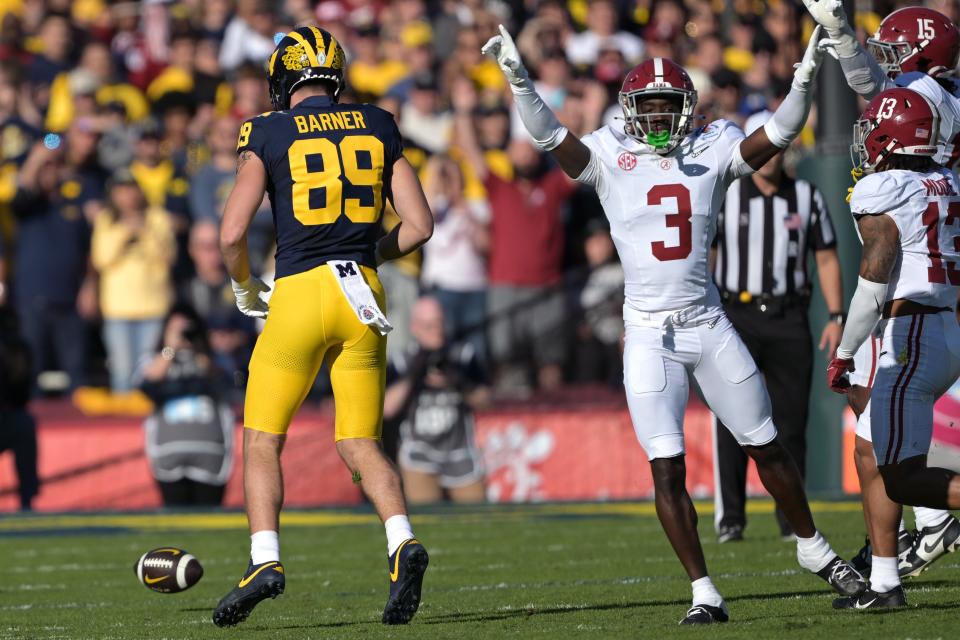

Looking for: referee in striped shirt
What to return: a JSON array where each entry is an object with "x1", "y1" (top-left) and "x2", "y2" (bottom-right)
[{"x1": 711, "y1": 110, "x2": 845, "y2": 543}]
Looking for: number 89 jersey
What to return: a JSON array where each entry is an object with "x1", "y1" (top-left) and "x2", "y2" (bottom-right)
[
  {"x1": 850, "y1": 167, "x2": 960, "y2": 308},
  {"x1": 237, "y1": 95, "x2": 404, "y2": 279},
  {"x1": 576, "y1": 119, "x2": 750, "y2": 312}
]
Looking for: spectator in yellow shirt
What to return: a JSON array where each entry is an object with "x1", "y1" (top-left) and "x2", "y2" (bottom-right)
[{"x1": 91, "y1": 169, "x2": 175, "y2": 392}]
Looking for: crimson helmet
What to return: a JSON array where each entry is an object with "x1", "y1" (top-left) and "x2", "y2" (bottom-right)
[
  {"x1": 867, "y1": 7, "x2": 960, "y2": 78},
  {"x1": 619, "y1": 58, "x2": 697, "y2": 154},
  {"x1": 851, "y1": 87, "x2": 939, "y2": 174}
]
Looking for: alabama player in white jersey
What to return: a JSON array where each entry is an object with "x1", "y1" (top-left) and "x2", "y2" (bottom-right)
[
  {"x1": 482, "y1": 25, "x2": 866, "y2": 624},
  {"x1": 806, "y1": 2, "x2": 960, "y2": 166},
  {"x1": 828, "y1": 87, "x2": 960, "y2": 609},
  {"x1": 804, "y1": 0, "x2": 960, "y2": 578}
]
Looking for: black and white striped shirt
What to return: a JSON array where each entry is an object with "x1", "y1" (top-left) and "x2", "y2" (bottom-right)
[{"x1": 713, "y1": 175, "x2": 836, "y2": 297}]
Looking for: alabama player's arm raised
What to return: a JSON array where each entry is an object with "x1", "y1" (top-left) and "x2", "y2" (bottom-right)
[
  {"x1": 801, "y1": 0, "x2": 891, "y2": 100},
  {"x1": 736, "y1": 26, "x2": 827, "y2": 172},
  {"x1": 375, "y1": 157, "x2": 434, "y2": 264},
  {"x1": 481, "y1": 25, "x2": 591, "y2": 179},
  {"x1": 220, "y1": 149, "x2": 271, "y2": 318}
]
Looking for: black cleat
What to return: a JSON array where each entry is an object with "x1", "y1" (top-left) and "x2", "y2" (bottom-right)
[
  {"x1": 679, "y1": 603, "x2": 729, "y2": 624},
  {"x1": 212, "y1": 560, "x2": 285, "y2": 627},
  {"x1": 382, "y1": 539, "x2": 429, "y2": 625},
  {"x1": 717, "y1": 525, "x2": 744, "y2": 544},
  {"x1": 851, "y1": 537, "x2": 872, "y2": 578},
  {"x1": 833, "y1": 585, "x2": 907, "y2": 610},
  {"x1": 899, "y1": 515, "x2": 960, "y2": 578},
  {"x1": 897, "y1": 528, "x2": 914, "y2": 556},
  {"x1": 815, "y1": 555, "x2": 867, "y2": 597},
  {"x1": 853, "y1": 531, "x2": 912, "y2": 578}
]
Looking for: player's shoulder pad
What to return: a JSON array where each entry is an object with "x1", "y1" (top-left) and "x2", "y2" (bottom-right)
[
  {"x1": 849, "y1": 171, "x2": 925, "y2": 215},
  {"x1": 236, "y1": 112, "x2": 276, "y2": 154},
  {"x1": 582, "y1": 124, "x2": 633, "y2": 160},
  {"x1": 895, "y1": 72, "x2": 952, "y2": 105},
  {"x1": 347, "y1": 102, "x2": 399, "y2": 133},
  {"x1": 693, "y1": 119, "x2": 744, "y2": 143},
  {"x1": 681, "y1": 118, "x2": 743, "y2": 155}
]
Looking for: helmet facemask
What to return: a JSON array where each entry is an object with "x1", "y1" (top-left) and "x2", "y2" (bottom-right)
[
  {"x1": 620, "y1": 87, "x2": 696, "y2": 155},
  {"x1": 866, "y1": 38, "x2": 914, "y2": 77},
  {"x1": 850, "y1": 117, "x2": 885, "y2": 175}
]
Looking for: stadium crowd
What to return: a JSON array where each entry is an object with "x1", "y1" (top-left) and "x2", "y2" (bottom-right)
[{"x1": 0, "y1": 0, "x2": 923, "y2": 404}]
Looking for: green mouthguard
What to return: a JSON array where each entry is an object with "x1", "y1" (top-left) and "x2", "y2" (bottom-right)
[{"x1": 646, "y1": 130, "x2": 671, "y2": 149}]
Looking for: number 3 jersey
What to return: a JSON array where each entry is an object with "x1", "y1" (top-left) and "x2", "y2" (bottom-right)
[
  {"x1": 236, "y1": 95, "x2": 404, "y2": 279},
  {"x1": 849, "y1": 167, "x2": 960, "y2": 308},
  {"x1": 576, "y1": 119, "x2": 751, "y2": 312}
]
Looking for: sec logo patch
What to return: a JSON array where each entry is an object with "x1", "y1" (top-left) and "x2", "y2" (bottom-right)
[{"x1": 617, "y1": 152, "x2": 636, "y2": 171}]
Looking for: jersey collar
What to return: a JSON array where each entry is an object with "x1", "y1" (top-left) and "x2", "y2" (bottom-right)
[{"x1": 298, "y1": 95, "x2": 335, "y2": 108}]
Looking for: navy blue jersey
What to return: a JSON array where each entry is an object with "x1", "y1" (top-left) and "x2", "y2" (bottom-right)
[{"x1": 237, "y1": 95, "x2": 403, "y2": 279}]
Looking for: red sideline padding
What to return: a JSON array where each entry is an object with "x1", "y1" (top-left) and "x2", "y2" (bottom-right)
[{"x1": 0, "y1": 398, "x2": 769, "y2": 511}]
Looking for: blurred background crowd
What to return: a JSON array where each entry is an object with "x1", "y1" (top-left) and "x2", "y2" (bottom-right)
[{"x1": 0, "y1": 0, "x2": 948, "y2": 409}]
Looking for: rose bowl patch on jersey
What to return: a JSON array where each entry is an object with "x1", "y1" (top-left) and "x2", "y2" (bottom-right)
[{"x1": 134, "y1": 547, "x2": 203, "y2": 593}]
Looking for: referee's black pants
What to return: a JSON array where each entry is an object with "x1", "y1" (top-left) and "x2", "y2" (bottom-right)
[{"x1": 714, "y1": 304, "x2": 812, "y2": 537}]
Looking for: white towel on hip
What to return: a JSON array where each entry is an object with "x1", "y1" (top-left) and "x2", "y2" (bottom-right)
[{"x1": 328, "y1": 260, "x2": 393, "y2": 336}]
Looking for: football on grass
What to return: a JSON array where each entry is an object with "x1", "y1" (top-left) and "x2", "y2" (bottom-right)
[{"x1": 134, "y1": 547, "x2": 203, "y2": 593}]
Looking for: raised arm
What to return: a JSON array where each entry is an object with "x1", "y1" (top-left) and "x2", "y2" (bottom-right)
[
  {"x1": 827, "y1": 213, "x2": 899, "y2": 392},
  {"x1": 482, "y1": 25, "x2": 591, "y2": 179},
  {"x1": 450, "y1": 79, "x2": 489, "y2": 182},
  {"x1": 737, "y1": 26, "x2": 826, "y2": 171},
  {"x1": 378, "y1": 157, "x2": 434, "y2": 263},
  {"x1": 803, "y1": 0, "x2": 892, "y2": 99},
  {"x1": 220, "y1": 149, "x2": 270, "y2": 318}
]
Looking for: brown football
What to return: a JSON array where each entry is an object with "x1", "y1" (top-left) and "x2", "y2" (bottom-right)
[{"x1": 134, "y1": 547, "x2": 203, "y2": 593}]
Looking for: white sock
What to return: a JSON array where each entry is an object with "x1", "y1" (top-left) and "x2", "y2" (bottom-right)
[
  {"x1": 250, "y1": 530, "x2": 280, "y2": 565},
  {"x1": 796, "y1": 530, "x2": 836, "y2": 572},
  {"x1": 913, "y1": 506, "x2": 952, "y2": 530},
  {"x1": 384, "y1": 515, "x2": 415, "y2": 556},
  {"x1": 870, "y1": 555, "x2": 900, "y2": 593},
  {"x1": 691, "y1": 576, "x2": 724, "y2": 608}
]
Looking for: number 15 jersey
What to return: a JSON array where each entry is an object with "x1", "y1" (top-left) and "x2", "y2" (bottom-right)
[
  {"x1": 576, "y1": 119, "x2": 751, "y2": 313},
  {"x1": 237, "y1": 95, "x2": 404, "y2": 279}
]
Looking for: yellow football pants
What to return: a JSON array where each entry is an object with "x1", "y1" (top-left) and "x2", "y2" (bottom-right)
[{"x1": 244, "y1": 263, "x2": 387, "y2": 440}]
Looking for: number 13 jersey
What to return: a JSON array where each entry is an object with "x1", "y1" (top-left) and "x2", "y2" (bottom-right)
[
  {"x1": 849, "y1": 167, "x2": 960, "y2": 308},
  {"x1": 576, "y1": 119, "x2": 752, "y2": 313},
  {"x1": 237, "y1": 95, "x2": 404, "y2": 279}
]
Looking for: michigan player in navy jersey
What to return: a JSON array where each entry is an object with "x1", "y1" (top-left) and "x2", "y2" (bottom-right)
[{"x1": 213, "y1": 26, "x2": 433, "y2": 627}]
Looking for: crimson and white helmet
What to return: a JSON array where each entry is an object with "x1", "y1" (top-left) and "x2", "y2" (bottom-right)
[
  {"x1": 867, "y1": 7, "x2": 960, "y2": 78},
  {"x1": 619, "y1": 58, "x2": 697, "y2": 155},
  {"x1": 851, "y1": 87, "x2": 939, "y2": 174}
]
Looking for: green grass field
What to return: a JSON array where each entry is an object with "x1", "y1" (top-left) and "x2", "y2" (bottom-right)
[{"x1": 1, "y1": 501, "x2": 958, "y2": 639}]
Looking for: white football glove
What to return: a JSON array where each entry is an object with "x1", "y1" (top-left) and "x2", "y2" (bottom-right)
[
  {"x1": 801, "y1": 0, "x2": 850, "y2": 36},
  {"x1": 792, "y1": 25, "x2": 826, "y2": 92},
  {"x1": 232, "y1": 276, "x2": 271, "y2": 319},
  {"x1": 481, "y1": 24, "x2": 529, "y2": 87}
]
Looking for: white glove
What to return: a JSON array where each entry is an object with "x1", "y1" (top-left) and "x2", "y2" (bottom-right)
[
  {"x1": 481, "y1": 24, "x2": 530, "y2": 87},
  {"x1": 801, "y1": 0, "x2": 851, "y2": 37},
  {"x1": 232, "y1": 276, "x2": 270, "y2": 318},
  {"x1": 792, "y1": 25, "x2": 826, "y2": 92}
]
